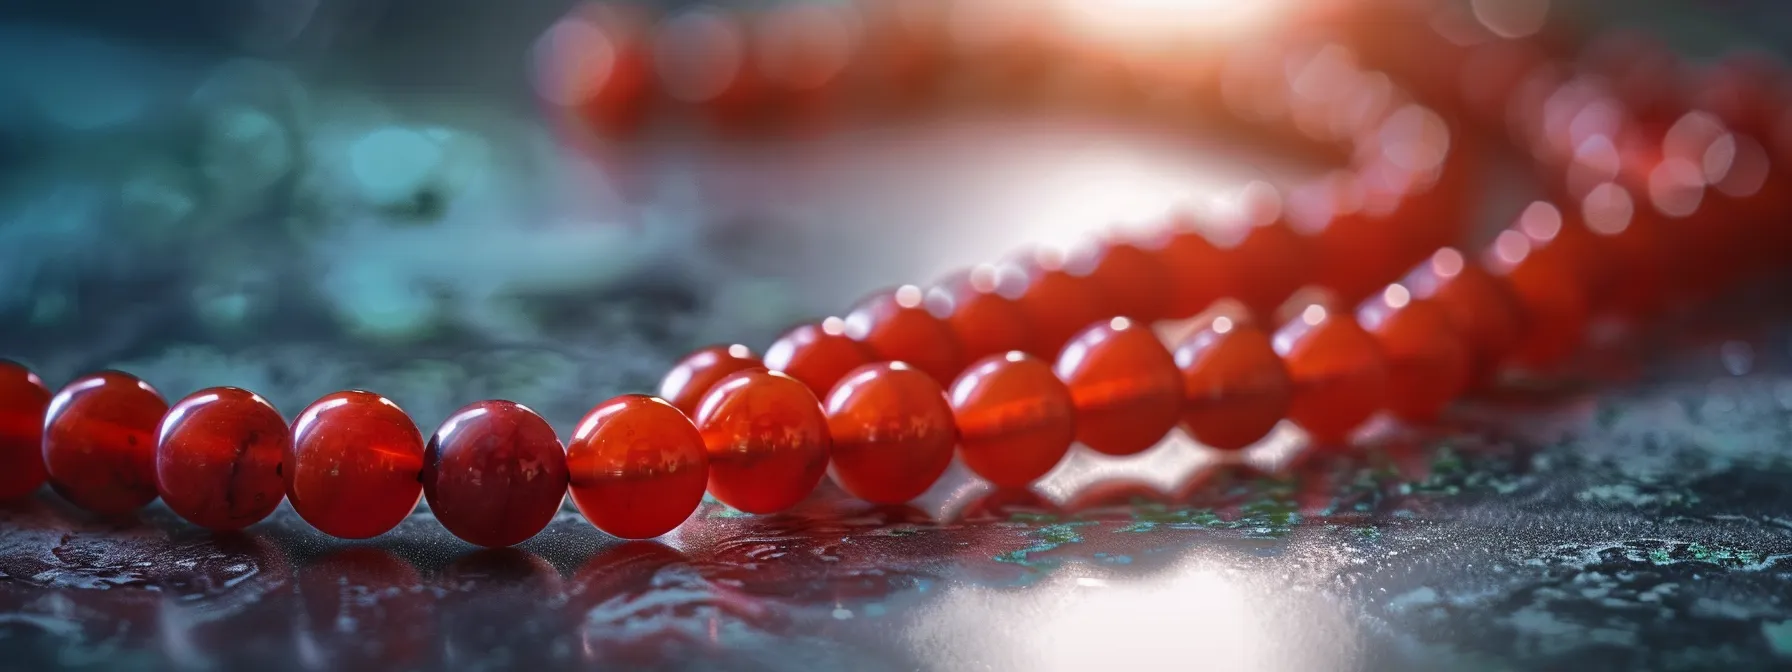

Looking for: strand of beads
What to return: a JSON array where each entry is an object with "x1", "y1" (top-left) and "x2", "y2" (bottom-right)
[{"x1": 1, "y1": 5, "x2": 1784, "y2": 550}]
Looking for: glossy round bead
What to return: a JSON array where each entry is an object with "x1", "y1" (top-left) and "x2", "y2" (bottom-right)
[
  {"x1": 543, "y1": 2, "x2": 656, "y2": 136},
  {"x1": 1173, "y1": 304, "x2": 1292, "y2": 451},
  {"x1": 1054, "y1": 317, "x2": 1182, "y2": 456},
  {"x1": 823, "y1": 362, "x2": 956, "y2": 505},
  {"x1": 423, "y1": 400, "x2": 570, "y2": 547},
  {"x1": 926, "y1": 265, "x2": 1036, "y2": 364},
  {"x1": 155, "y1": 387, "x2": 290, "y2": 531},
  {"x1": 763, "y1": 318, "x2": 874, "y2": 399},
  {"x1": 1401, "y1": 248, "x2": 1527, "y2": 381},
  {"x1": 1216, "y1": 191, "x2": 1317, "y2": 319},
  {"x1": 1580, "y1": 182, "x2": 1675, "y2": 318},
  {"x1": 658, "y1": 344, "x2": 765, "y2": 418},
  {"x1": 1147, "y1": 222, "x2": 1231, "y2": 319},
  {"x1": 948, "y1": 352, "x2": 1076, "y2": 488},
  {"x1": 566, "y1": 395, "x2": 709, "y2": 539},
  {"x1": 1484, "y1": 204, "x2": 1590, "y2": 370},
  {"x1": 1012, "y1": 250, "x2": 1110, "y2": 359},
  {"x1": 1069, "y1": 240, "x2": 1172, "y2": 323},
  {"x1": 42, "y1": 371, "x2": 169, "y2": 515},
  {"x1": 693, "y1": 370, "x2": 831, "y2": 514},
  {"x1": 844, "y1": 285, "x2": 966, "y2": 386},
  {"x1": 287, "y1": 391, "x2": 426, "y2": 539},
  {"x1": 1357, "y1": 286, "x2": 1471, "y2": 423},
  {"x1": 1274, "y1": 302, "x2": 1388, "y2": 445},
  {"x1": 0, "y1": 361, "x2": 50, "y2": 500}
]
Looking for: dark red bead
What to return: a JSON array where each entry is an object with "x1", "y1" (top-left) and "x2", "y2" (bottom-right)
[
  {"x1": 42, "y1": 371, "x2": 168, "y2": 515},
  {"x1": 1357, "y1": 286, "x2": 1472, "y2": 423},
  {"x1": 763, "y1": 318, "x2": 874, "y2": 399},
  {"x1": 694, "y1": 369, "x2": 831, "y2": 514},
  {"x1": 659, "y1": 344, "x2": 765, "y2": 418},
  {"x1": 926, "y1": 265, "x2": 1036, "y2": 364},
  {"x1": 155, "y1": 387, "x2": 289, "y2": 531},
  {"x1": 1274, "y1": 301, "x2": 1388, "y2": 445},
  {"x1": 1147, "y1": 219, "x2": 1231, "y2": 319},
  {"x1": 1012, "y1": 249, "x2": 1110, "y2": 359},
  {"x1": 1069, "y1": 239, "x2": 1173, "y2": 323},
  {"x1": 1220, "y1": 214, "x2": 1317, "y2": 320},
  {"x1": 1401, "y1": 248, "x2": 1528, "y2": 382},
  {"x1": 567, "y1": 394, "x2": 709, "y2": 539},
  {"x1": 845, "y1": 285, "x2": 966, "y2": 386},
  {"x1": 288, "y1": 390, "x2": 426, "y2": 539},
  {"x1": 949, "y1": 352, "x2": 1075, "y2": 488},
  {"x1": 0, "y1": 361, "x2": 49, "y2": 500},
  {"x1": 1484, "y1": 204, "x2": 1590, "y2": 370},
  {"x1": 423, "y1": 400, "x2": 570, "y2": 547},
  {"x1": 1173, "y1": 302, "x2": 1292, "y2": 451},
  {"x1": 545, "y1": 2, "x2": 656, "y2": 136},
  {"x1": 1054, "y1": 317, "x2": 1183, "y2": 456},
  {"x1": 824, "y1": 362, "x2": 956, "y2": 504}
]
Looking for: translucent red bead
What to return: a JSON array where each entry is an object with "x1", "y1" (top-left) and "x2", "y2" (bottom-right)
[
  {"x1": 566, "y1": 394, "x2": 709, "y2": 539},
  {"x1": 659, "y1": 344, "x2": 765, "y2": 418},
  {"x1": 1054, "y1": 317, "x2": 1183, "y2": 456},
  {"x1": 763, "y1": 318, "x2": 874, "y2": 399},
  {"x1": 844, "y1": 285, "x2": 966, "y2": 386},
  {"x1": 1013, "y1": 249, "x2": 1110, "y2": 359},
  {"x1": 693, "y1": 370, "x2": 831, "y2": 514},
  {"x1": 1173, "y1": 304, "x2": 1292, "y2": 451},
  {"x1": 287, "y1": 390, "x2": 426, "y2": 539},
  {"x1": 1401, "y1": 248, "x2": 1527, "y2": 381},
  {"x1": 0, "y1": 361, "x2": 50, "y2": 500},
  {"x1": 1357, "y1": 286, "x2": 1472, "y2": 423},
  {"x1": 824, "y1": 362, "x2": 956, "y2": 504},
  {"x1": 949, "y1": 352, "x2": 1076, "y2": 488},
  {"x1": 423, "y1": 400, "x2": 570, "y2": 547},
  {"x1": 1274, "y1": 301, "x2": 1389, "y2": 445},
  {"x1": 155, "y1": 387, "x2": 290, "y2": 531},
  {"x1": 42, "y1": 371, "x2": 169, "y2": 515},
  {"x1": 927, "y1": 265, "x2": 1036, "y2": 364}
]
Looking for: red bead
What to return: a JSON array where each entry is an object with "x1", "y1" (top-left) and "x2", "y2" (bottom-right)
[
  {"x1": 693, "y1": 370, "x2": 831, "y2": 514},
  {"x1": 948, "y1": 352, "x2": 1076, "y2": 488},
  {"x1": 1068, "y1": 239, "x2": 1172, "y2": 323},
  {"x1": 823, "y1": 362, "x2": 956, "y2": 504},
  {"x1": 42, "y1": 371, "x2": 168, "y2": 515},
  {"x1": 1357, "y1": 286, "x2": 1471, "y2": 423},
  {"x1": 423, "y1": 400, "x2": 569, "y2": 547},
  {"x1": 1290, "y1": 173, "x2": 1409, "y2": 304},
  {"x1": 1401, "y1": 248, "x2": 1528, "y2": 381},
  {"x1": 1146, "y1": 219, "x2": 1231, "y2": 319},
  {"x1": 0, "y1": 361, "x2": 49, "y2": 500},
  {"x1": 1580, "y1": 182, "x2": 1675, "y2": 318},
  {"x1": 658, "y1": 344, "x2": 764, "y2": 418},
  {"x1": 844, "y1": 285, "x2": 966, "y2": 386},
  {"x1": 763, "y1": 318, "x2": 874, "y2": 399},
  {"x1": 1173, "y1": 303, "x2": 1292, "y2": 451},
  {"x1": 545, "y1": 2, "x2": 656, "y2": 136},
  {"x1": 1274, "y1": 300, "x2": 1388, "y2": 445},
  {"x1": 1054, "y1": 317, "x2": 1182, "y2": 456},
  {"x1": 288, "y1": 391, "x2": 426, "y2": 539},
  {"x1": 566, "y1": 395, "x2": 709, "y2": 539},
  {"x1": 155, "y1": 387, "x2": 289, "y2": 531},
  {"x1": 926, "y1": 265, "x2": 1036, "y2": 364},
  {"x1": 654, "y1": 6, "x2": 766, "y2": 131},
  {"x1": 1212, "y1": 184, "x2": 1317, "y2": 318},
  {"x1": 1013, "y1": 249, "x2": 1110, "y2": 359},
  {"x1": 1484, "y1": 203, "x2": 1590, "y2": 370}
]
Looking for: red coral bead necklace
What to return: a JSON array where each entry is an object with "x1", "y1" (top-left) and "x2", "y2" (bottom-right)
[{"x1": 3, "y1": 1, "x2": 1787, "y2": 548}]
